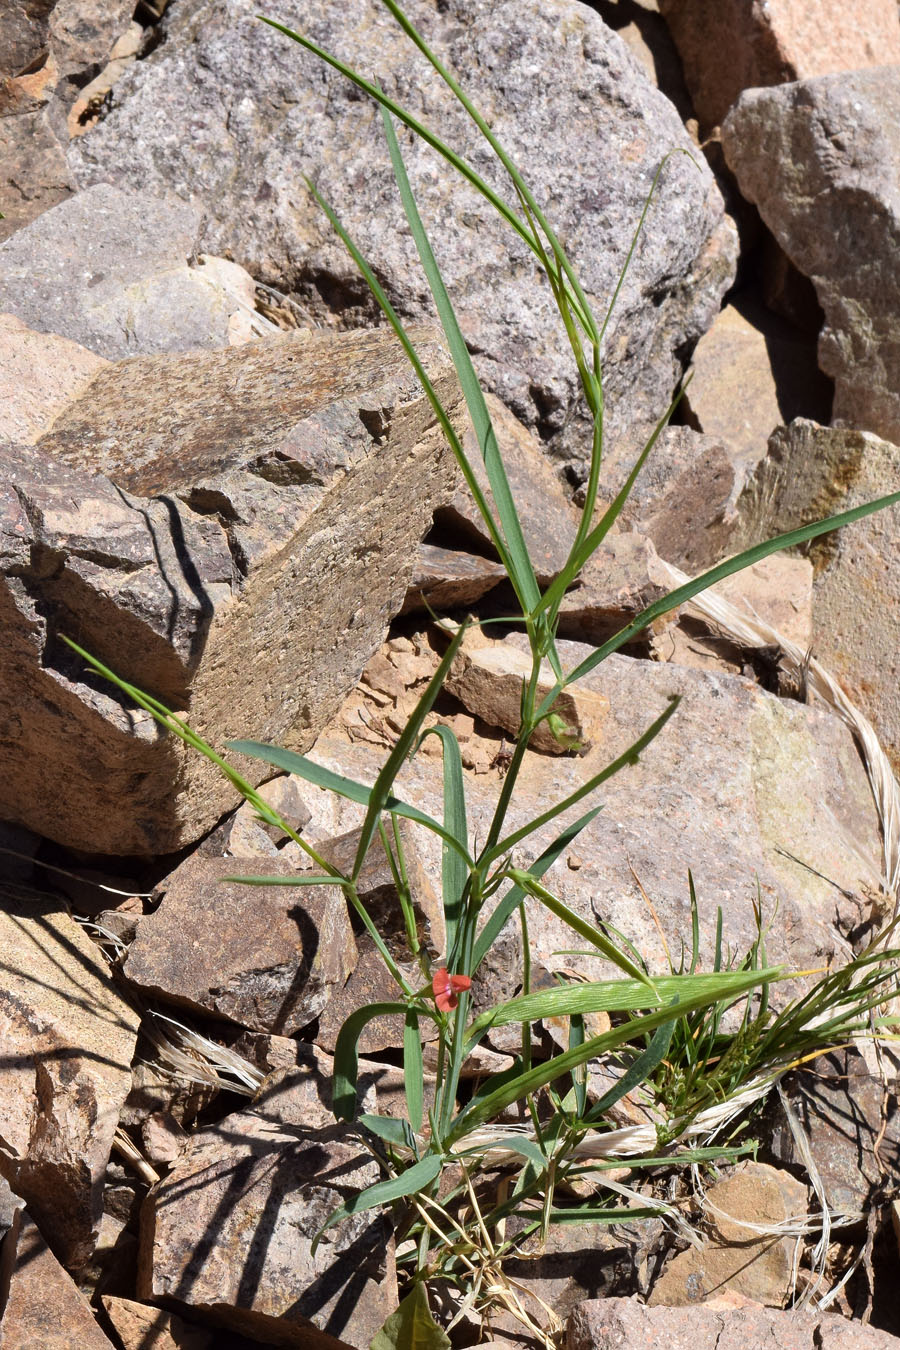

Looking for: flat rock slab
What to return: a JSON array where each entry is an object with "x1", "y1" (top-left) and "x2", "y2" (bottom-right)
[
  {"x1": 723, "y1": 67, "x2": 900, "y2": 447},
  {"x1": 70, "y1": 0, "x2": 735, "y2": 470},
  {"x1": 123, "y1": 856, "x2": 356, "y2": 1035},
  {"x1": 568, "y1": 1295, "x2": 900, "y2": 1350},
  {"x1": 0, "y1": 313, "x2": 109, "y2": 444},
  {"x1": 658, "y1": 0, "x2": 900, "y2": 131},
  {"x1": 736, "y1": 418, "x2": 900, "y2": 775},
  {"x1": 305, "y1": 637, "x2": 882, "y2": 981},
  {"x1": 0, "y1": 887, "x2": 140, "y2": 1269},
  {"x1": 0, "y1": 325, "x2": 460, "y2": 854},
  {"x1": 1, "y1": 1211, "x2": 116, "y2": 1347},
  {"x1": 139, "y1": 1114, "x2": 396, "y2": 1349},
  {"x1": 0, "y1": 184, "x2": 257, "y2": 359}
]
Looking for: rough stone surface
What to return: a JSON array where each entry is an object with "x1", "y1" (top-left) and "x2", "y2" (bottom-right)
[
  {"x1": 123, "y1": 855, "x2": 356, "y2": 1035},
  {"x1": 0, "y1": 886, "x2": 139, "y2": 1269},
  {"x1": 0, "y1": 325, "x2": 461, "y2": 854},
  {"x1": 649, "y1": 1163, "x2": 807, "y2": 1307},
  {"x1": 139, "y1": 1113, "x2": 396, "y2": 1348},
  {"x1": 683, "y1": 298, "x2": 832, "y2": 469},
  {"x1": 0, "y1": 313, "x2": 109, "y2": 444},
  {"x1": 735, "y1": 419, "x2": 900, "y2": 773},
  {"x1": 658, "y1": 0, "x2": 900, "y2": 131},
  {"x1": 305, "y1": 635, "x2": 882, "y2": 982},
  {"x1": 722, "y1": 69, "x2": 900, "y2": 447},
  {"x1": 0, "y1": 185, "x2": 260, "y2": 359},
  {"x1": 401, "y1": 542, "x2": 507, "y2": 615},
  {"x1": 556, "y1": 529, "x2": 671, "y2": 648},
  {"x1": 70, "y1": 0, "x2": 736, "y2": 470},
  {"x1": 567, "y1": 1295, "x2": 900, "y2": 1350},
  {"x1": 0, "y1": 1211, "x2": 116, "y2": 1347},
  {"x1": 770, "y1": 1049, "x2": 900, "y2": 1213},
  {"x1": 101, "y1": 1297, "x2": 214, "y2": 1350}
]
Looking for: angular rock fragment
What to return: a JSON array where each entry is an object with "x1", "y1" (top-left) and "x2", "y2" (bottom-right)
[
  {"x1": 723, "y1": 69, "x2": 900, "y2": 445},
  {"x1": 401, "y1": 542, "x2": 507, "y2": 615},
  {"x1": 556, "y1": 530, "x2": 670, "y2": 648},
  {"x1": 649, "y1": 1162, "x2": 807, "y2": 1307},
  {"x1": 101, "y1": 1296, "x2": 214, "y2": 1350},
  {"x1": 734, "y1": 419, "x2": 900, "y2": 771},
  {"x1": 0, "y1": 314, "x2": 109, "y2": 444},
  {"x1": 568, "y1": 1294, "x2": 900, "y2": 1350},
  {"x1": 683, "y1": 298, "x2": 831, "y2": 467},
  {"x1": 0, "y1": 185, "x2": 261, "y2": 359},
  {"x1": 658, "y1": 0, "x2": 900, "y2": 131},
  {"x1": 446, "y1": 632, "x2": 609, "y2": 754},
  {"x1": 0, "y1": 886, "x2": 140, "y2": 1269},
  {"x1": 0, "y1": 1211, "x2": 116, "y2": 1347},
  {"x1": 139, "y1": 1112, "x2": 396, "y2": 1348},
  {"x1": 0, "y1": 325, "x2": 460, "y2": 854},
  {"x1": 123, "y1": 855, "x2": 356, "y2": 1035},
  {"x1": 305, "y1": 635, "x2": 882, "y2": 979},
  {"x1": 70, "y1": 0, "x2": 736, "y2": 469}
]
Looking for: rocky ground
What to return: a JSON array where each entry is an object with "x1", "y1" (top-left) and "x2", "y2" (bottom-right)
[{"x1": 2, "y1": 0, "x2": 900, "y2": 1347}]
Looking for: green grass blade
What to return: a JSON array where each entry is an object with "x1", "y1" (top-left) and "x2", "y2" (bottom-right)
[
  {"x1": 333, "y1": 1002, "x2": 413, "y2": 1120},
  {"x1": 420, "y1": 726, "x2": 469, "y2": 965},
  {"x1": 583, "y1": 1012, "x2": 676, "y2": 1122},
  {"x1": 222, "y1": 873, "x2": 346, "y2": 887},
  {"x1": 482, "y1": 698, "x2": 679, "y2": 865},
  {"x1": 229, "y1": 739, "x2": 473, "y2": 867},
  {"x1": 450, "y1": 964, "x2": 780, "y2": 1142},
  {"x1": 467, "y1": 970, "x2": 778, "y2": 1038},
  {"x1": 548, "y1": 489, "x2": 900, "y2": 694},
  {"x1": 312, "y1": 1154, "x2": 442, "y2": 1254},
  {"x1": 473, "y1": 805, "x2": 603, "y2": 972},
  {"x1": 380, "y1": 104, "x2": 541, "y2": 618},
  {"x1": 352, "y1": 622, "x2": 467, "y2": 880},
  {"x1": 404, "y1": 1010, "x2": 424, "y2": 1134}
]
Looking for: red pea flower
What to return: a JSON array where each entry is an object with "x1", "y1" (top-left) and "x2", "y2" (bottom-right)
[{"x1": 430, "y1": 967, "x2": 471, "y2": 1012}]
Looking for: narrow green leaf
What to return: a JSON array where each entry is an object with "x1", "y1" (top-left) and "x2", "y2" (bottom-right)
[
  {"x1": 584, "y1": 1011, "x2": 676, "y2": 1121},
  {"x1": 553, "y1": 490, "x2": 900, "y2": 693},
  {"x1": 540, "y1": 1207, "x2": 662, "y2": 1225},
  {"x1": 222, "y1": 873, "x2": 344, "y2": 887},
  {"x1": 313, "y1": 1154, "x2": 443, "y2": 1255},
  {"x1": 420, "y1": 726, "x2": 468, "y2": 964},
  {"x1": 472, "y1": 805, "x2": 604, "y2": 971},
  {"x1": 455, "y1": 1135, "x2": 547, "y2": 1168},
  {"x1": 229, "y1": 739, "x2": 473, "y2": 867},
  {"x1": 450, "y1": 965, "x2": 781, "y2": 1142},
  {"x1": 404, "y1": 1010, "x2": 424, "y2": 1135},
  {"x1": 370, "y1": 1282, "x2": 451, "y2": 1350},
  {"x1": 380, "y1": 105, "x2": 541, "y2": 618},
  {"x1": 359, "y1": 1114, "x2": 418, "y2": 1152},
  {"x1": 353, "y1": 622, "x2": 467, "y2": 880},
  {"x1": 333, "y1": 1002, "x2": 412, "y2": 1120}
]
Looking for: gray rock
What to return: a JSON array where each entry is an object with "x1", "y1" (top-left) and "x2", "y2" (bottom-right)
[
  {"x1": 0, "y1": 1211, "x2": 117, "y2": 1347},
  {"x1": 0, "y1": 325, "x2": 461, "y2": 854},
  {"x1": 139, "y1": 1112, "x2": 397, "y2": 1348},
  {"x1": 0, "y1": 184, "x2": 259, "y2": 359},
  {"x1": 722, "y1": 68, "x2": 900, "y2": 446},
  {"x1": 70, "y1": 0, "x2": 736, "y2": 471},
  {"x1": 567, "y1": 1295, "x2": 900, "y2": 1350},
  {"x1": 302, "y1": 634, "x2": 882, "y2": 983},
  {"x1": 123, "y1": 855, "x2": 357, "y2": 1034},
  {"x1": 0, "y1": 886, "x2": 140, "y2": 1269}
]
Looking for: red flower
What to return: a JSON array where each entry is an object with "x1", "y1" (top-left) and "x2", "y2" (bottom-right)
[{"x1": 431, "y1": 967, "x2": 471, "y2": 1012}]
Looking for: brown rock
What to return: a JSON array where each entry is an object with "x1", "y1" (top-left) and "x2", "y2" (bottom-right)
[
  {"x1": 435, "y1": 394, "x2": 579, "y2": 585},
  {"x1": 658, "y1": 0, "x2": 900, "y2": 131},
  {"x1": 401, "y1": 542, "x2": 507, "y2": 615},
  {"x1": 123, "y1": 855, "x2": 356, "y2": 1035},
  {"x1": 735, "y1": 419, "x2": 900, "y2": 772},
  {"x1": 101, "y1": 1297, "x2": 213, "y2": 1350},
  {"x1": 557, "y1": 530, "x2": 671, "y2": 648},
  {"x1": 139, "y1": 1114, "x2": 396, "y2": 1348},
  {"x1": 722, "y1": 69, "x2": 900, "y2": 446},
  {"x1": 0, "y1": 887, "x2": 139, "y2": 1268},
  {"x1": 201, "y1": 775, "x2": 313, "y2": 860},
  {"x1": 0, "y1": 324, "x2": 461, "y2": 855},
  {"x1": 315, "y1": 935, "x2": 417, "y2": 1055},
  {"x1": 568, "y1": 1295, "x2": 900, "y2": 1350},
  {"x1": 0, "y1": 1211, "x2": 116, "y2": 1347},
  {"x1": 649, "y1": 1162, "x2": 807, "y2": 1307},
  {"x1": 0, "y1": 314, "x2": 109, "y2": 444},
  {"x1": 446, "y1": 632, "x2": 609, "y2": 755},
  {"x1": 683, "y1": 298, "x2": 831, "y2": 469}
]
